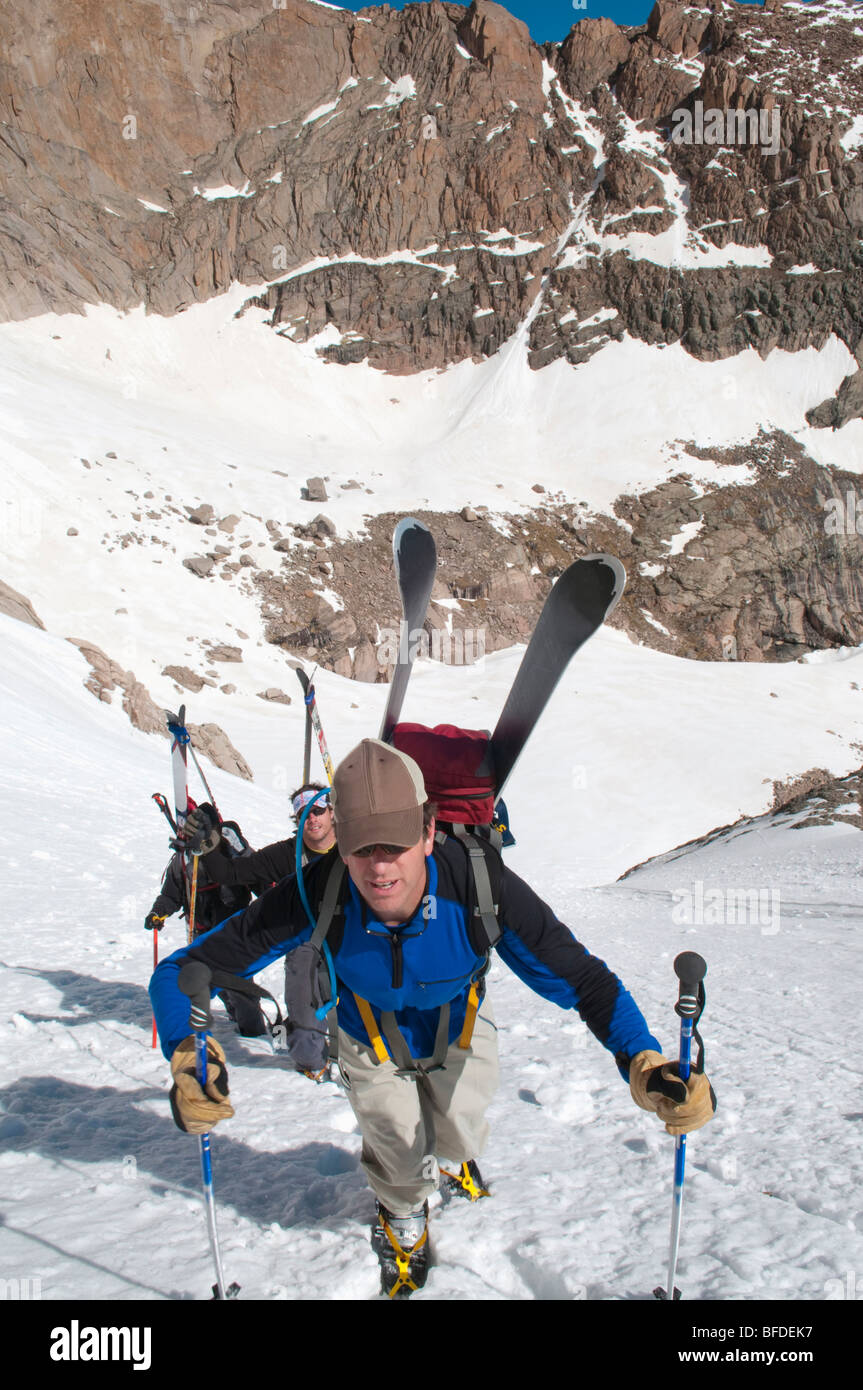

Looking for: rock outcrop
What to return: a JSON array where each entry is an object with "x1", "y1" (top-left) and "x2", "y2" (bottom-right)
[
  {"x1": 68, "y1": 638, "x2": 253, "y2": 777},
  {"x1": 0, "y1": 581, "x2": 45, "y2": 630},
  {"x1": 619, "y1": 759, "x2": 863, "y2": 879}
]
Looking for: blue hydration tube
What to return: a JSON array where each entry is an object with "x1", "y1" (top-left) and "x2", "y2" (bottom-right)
[{"x1": 295, "y1": 791, "x2": 338, "y2": 1018}]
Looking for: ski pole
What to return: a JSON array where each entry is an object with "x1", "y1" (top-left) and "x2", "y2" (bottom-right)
[
  {"x1": 152, "y1": 930, "x2": 159, "y2": 1049},
  {"x1": 655, "y1": 950, "x2": 707, "y2": 1302},
  {"x1": 187, "y1": 854, "x2": 199, "y2": 947},
  {"x1": 177, "y1": 961, "x2": 239, "y2": 1301},
  {"x1": 148, "y1": 791, "x2": 175, "y2": 1049},
  {"x1": 152, "y1": 792, "x2": 178, "y2": 835},
  {"x1": 188, "y1": 743, "x2": 219, "y2": 815}
]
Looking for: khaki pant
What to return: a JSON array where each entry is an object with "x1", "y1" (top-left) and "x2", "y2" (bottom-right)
[{"x1": 337, "y1": 1006, "x2": 499, "y2": 1217}]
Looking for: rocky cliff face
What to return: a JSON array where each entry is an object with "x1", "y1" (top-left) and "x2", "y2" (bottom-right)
[
  {"x1": 3, "y1": 0, "x2": 862, "y2": 387},
  {"x1": 4, "y1": 0, "x2": 863, "y2": 677}
]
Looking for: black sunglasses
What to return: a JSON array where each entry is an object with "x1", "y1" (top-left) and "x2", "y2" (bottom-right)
[{"x1": 306, "y1": 803, "x2": 330, "y2": 817}]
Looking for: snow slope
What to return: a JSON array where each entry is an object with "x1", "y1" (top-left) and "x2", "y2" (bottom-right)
[
  {"x1": 1, "y1": 614, "x2": 862, "y2": 1302},
  {"x1": 0, "y1": 290, "x2": 859, "y2": 718}
]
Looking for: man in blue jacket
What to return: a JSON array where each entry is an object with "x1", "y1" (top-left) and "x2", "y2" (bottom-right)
[{"x1": 151, "y1": 739, "x2": 715, "y2": 1298}]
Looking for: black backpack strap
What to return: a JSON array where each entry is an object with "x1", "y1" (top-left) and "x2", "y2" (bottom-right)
[
  {"x1": 451, "y1": 829, "x2": 502, "y2": 952},
  {"x1": 378, "y1": 1003, "x2": 451, "y2": 1076},
  {"x1": 310, "y1": 858, "x2": 347, "y2": 951},
  {"x1": 304, "y1": 858, "x2": 348, "y2": 1064},
  {"x1": 206, "y1": 970, "x2": 285, "y2": 1030}
]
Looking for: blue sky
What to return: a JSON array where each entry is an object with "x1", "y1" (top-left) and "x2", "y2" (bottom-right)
[{"x1": 333, "y1": 1, "x2": 774, "y2": 45}]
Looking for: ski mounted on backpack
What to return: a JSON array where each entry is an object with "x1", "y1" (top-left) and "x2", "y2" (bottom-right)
[
  {"x1": 378, "y1": 517, "x2": 439, "y2": 745},
  {"x1": 380, "y1": 545, "x2": 626, "y2": 822},
  {"x1": 290, "y1": 663, "x2": 334, "y2": 785},
  {"x1": 290, "y1": 662, "x2": 314, "y2": 783},
  {"x1": 488, "y1": 553, "x2": 625, "y2": 799},
  {"x1": 166, "y1": 705, "x2": 192, "y2": 835},
  {"x1": 164, "y1": 707, "x2": 195, "y2": 944},
  {"x1": 164, "y1": 707, "x2": 236, "y2": 836},
  {"x1": 164, "y1": 707, "x2": 234, "y2": 943}
]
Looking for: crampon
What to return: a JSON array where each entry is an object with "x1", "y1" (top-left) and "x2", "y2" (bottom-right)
[
  {"x1": 372, "y1": 1203, "x2": 430, "y2": 1299},
  {"x1": 440, "y1": 1159, "x2": 490, "y2": 1202}
]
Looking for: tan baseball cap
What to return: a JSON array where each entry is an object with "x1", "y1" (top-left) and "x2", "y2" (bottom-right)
[{"x1": 331, "y1": 738, "x2": 426, "y2": 857}]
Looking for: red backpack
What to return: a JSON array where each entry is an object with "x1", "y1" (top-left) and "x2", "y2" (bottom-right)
[{"x1": 391, "y1": 723, "x2": 496, "y2": 827}]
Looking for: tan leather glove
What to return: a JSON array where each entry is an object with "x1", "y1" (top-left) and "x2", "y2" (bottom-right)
[
  {"x1": 169, "y1": 1036, "x2": 235, "y2": 1134},
  {"x1": 630, "y1": 1049, "x2": 716, "y2": 1135}
]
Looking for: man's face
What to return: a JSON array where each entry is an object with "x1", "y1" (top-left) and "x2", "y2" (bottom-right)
[
  {"x1": 344, "y1": 820, "x2": 435, "y2": 927},
  {"x1": 302, "y1": 801, "x2": 335, "y2": 848}
]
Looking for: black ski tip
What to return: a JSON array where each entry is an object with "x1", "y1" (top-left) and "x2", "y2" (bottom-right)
[
  {"x1": 393, "y1": 516, "x2": 437, "y2": 571},
  {"x1": 653, "y1": 1285, "x2": 682, "y2": 1301},
  {"x1": 393, "y1": 515, "x2": 429, "y2": 541},
  {"x1": 211, "y1": 1281, "x2": 241, "y2": 1300},
  {"x1": 289, "y1": 662, "x2": 311, "y2": 693},
  {"x1": 577, "y1": 553, "x2": 627, "y2": 615}
]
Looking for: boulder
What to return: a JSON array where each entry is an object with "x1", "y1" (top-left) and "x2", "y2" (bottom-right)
[
  {"x1": 206, "y1": 644, "x2": 243, "y2": 662},
  {"x1": 256, "y1": 687, "x2": 292, "y2": 704},
  {"x1": 0, "y1": 580, "x2": 45, "y2": 629},
  {"x1": 183, "y1": 556, "x2": 215, "y2": 578},
  {"x1": 162, "y1": 665, "x2": 205, "y2": 692},
  {"x1": 305, "y1": 477, "x2": 328, "y2": 502}
]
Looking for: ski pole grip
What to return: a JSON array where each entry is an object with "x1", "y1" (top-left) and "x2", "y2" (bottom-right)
[
  {"x1": 178, "y1": 961, "x2": 213, "y2": 1033},
  {"x1": 674, "y1": 952, "x2": 707, "y2": 1017}
]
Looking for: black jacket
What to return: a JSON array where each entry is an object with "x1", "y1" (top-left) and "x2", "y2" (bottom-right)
[
  {"x1": 201, "y1": 836, "x2": 336, "y2": 894},
  {"x1": 150, "y1": 848, "x2": 252, "y2": 933}
]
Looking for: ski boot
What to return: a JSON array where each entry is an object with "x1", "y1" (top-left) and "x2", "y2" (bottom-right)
[
  {"x1": 371, "y1": 1202, "x2": 430, "y2": 1299},
  {"x1": 439, "y1": 1159, "x2": 490, "y2": 1202}
]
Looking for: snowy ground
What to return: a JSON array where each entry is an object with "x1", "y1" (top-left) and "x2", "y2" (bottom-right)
[{"x1": 1, "y1": 614, "x2": 862, "y2": 1303}]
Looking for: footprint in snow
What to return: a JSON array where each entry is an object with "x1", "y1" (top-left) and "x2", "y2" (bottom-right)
[{"x1": 623, "y1": 1137, "x2": 649, "y2": 1155}]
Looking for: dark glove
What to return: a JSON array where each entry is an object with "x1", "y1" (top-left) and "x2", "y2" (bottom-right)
[
  {"x1": 630, "y1": 1049, "x2": 716, "y2": 1135},
  {"x1": 145, "y1": 911, "x2": 167, "y2": 932},
  {"x1": 169, "y1": 1036, "x2": 234, "y2": 1134},
  {"x1": 178, "y1": 803, "x2": 221, "y2": 856}
]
